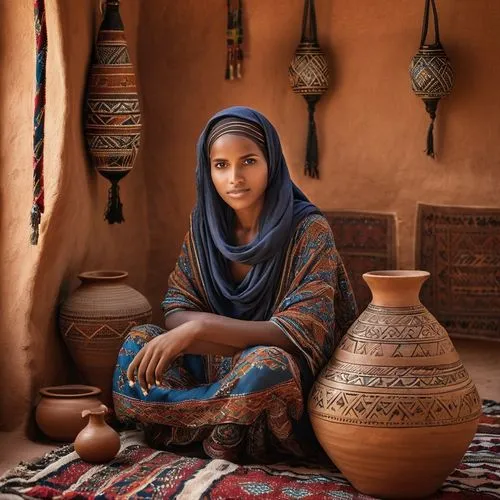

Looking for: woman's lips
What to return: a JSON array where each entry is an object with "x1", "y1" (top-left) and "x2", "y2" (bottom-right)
[{"x1": 227, "y1": 188, "x2": 250, "y2": 198}]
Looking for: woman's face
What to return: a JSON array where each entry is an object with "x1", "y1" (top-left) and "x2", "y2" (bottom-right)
[{"x1": 210, "y1": 134, "x2": 268, "y2": 214}]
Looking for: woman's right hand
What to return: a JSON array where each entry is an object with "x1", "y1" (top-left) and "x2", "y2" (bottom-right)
[{"x1": 127, "y1": 321, "x2": 199, "y2": 393}]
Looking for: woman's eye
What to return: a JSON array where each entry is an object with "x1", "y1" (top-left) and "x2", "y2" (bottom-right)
[
  {"x1": 214, "y1": 161, "x2": 227, "y2": 169},
  {"x1": 243, "y1": 158, "x2": 256, "y2": 166}
]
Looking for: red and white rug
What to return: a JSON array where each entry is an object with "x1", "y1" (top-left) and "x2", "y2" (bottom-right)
[{"x1": 1, "y1": 400, "x2": 499, "y2": 499}]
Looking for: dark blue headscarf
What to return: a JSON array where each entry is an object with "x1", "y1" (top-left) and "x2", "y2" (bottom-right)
[{"x1": 192, "y1": 106, "x2": 320, "y2": 320}]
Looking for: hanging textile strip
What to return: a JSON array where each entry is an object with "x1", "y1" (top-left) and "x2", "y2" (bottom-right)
[
  {"x1": 235, "y1": 0, "x2": 244, "y2": 78},
  {"x1": 31, "y1": 0, "x2": 47, "y2": 245},
  {"x1": 225, "y1": 0, "x2": 235, "y2": 80},
  {"x1": 225, "y1": 0, "x2": 243, "y2": 80}
]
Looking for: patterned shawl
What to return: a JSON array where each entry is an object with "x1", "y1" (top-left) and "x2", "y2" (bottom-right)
[
  {"x1": 163, "y1": 214, "x2": 358, "y2": 376},
  {"x1": 192, "y1": 106, "x2": 320, "y2": 321}
]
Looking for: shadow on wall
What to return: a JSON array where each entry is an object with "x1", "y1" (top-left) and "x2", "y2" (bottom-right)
[
  {"x1": 0, "y1": 0, "x2": 5, "y2": 421},
  {"x1": 0, "y1": 0, "x2": 150, "y2": 431}
]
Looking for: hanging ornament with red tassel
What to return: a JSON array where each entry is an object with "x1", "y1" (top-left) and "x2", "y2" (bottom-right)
[
  {"x1": 410, "y1": 0, "x2": 454, "y2": 158},
  {"x1": 289, "y1": 0, "x2": 329, "y2": 179}
]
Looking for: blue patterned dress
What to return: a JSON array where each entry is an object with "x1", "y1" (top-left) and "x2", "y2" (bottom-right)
[{"x1": 113, "y1": 214, "x2": 357, "y2": 461}]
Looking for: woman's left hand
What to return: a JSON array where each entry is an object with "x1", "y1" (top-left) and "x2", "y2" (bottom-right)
[{"x1": 127, "y1": 321, "x2": 198, "y2": 393}]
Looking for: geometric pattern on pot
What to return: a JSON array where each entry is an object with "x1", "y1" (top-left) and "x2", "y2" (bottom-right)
[
  {"x1": 309, "y1": 385, "x2": 481, "y2": 427},
  {"x1": 61, "y1": 318, "x2": 149, "y2": 340},
  {"x1": 416, "y1": 203, "x2": 500, "y2": 342},
  {"x1": 341, "y1": 304, "x2": 455, "y2": 357},
  {"x1": 322, "y1": 211, "x2": 397, "y2": 312},
  {"x1": 322, "y1": 360, "x2": 470, "y2": 389}
]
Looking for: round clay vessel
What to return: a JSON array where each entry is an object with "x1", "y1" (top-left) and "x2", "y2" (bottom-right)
[
  {"x1": 59, "y1": 270, "x2": 152, "y2": 406},
  {"x1": 74, "y1": 404, "x2": 121, "y2": 463},
  {"x1": 35, "y1": 385, "x2": 103, "y2": 442},
  {"x1": 309, "y1": 270, "x2": 481, "y2": 499}
]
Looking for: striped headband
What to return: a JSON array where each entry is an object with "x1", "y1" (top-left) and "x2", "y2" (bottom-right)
[{"x1": 207, "y1": 117, "x2": 267, "y2": 155}]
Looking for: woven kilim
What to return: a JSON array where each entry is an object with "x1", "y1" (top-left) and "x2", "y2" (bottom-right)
[
  {"x1": 417, "y1": 203, "x2": 500, "y2": 341},
  {"x1": 323, "y1": 211, "x2": 397, "y2": 312},
  {"x1": 0, "y1": 401, "x2": 498, "y2": 499}
]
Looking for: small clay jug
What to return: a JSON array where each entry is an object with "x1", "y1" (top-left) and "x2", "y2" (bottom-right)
[{"x1": 74, "y1": 404, "x2": 120, "y2": 463}]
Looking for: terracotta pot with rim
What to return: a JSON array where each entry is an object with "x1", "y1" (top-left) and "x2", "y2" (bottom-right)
[
  {"x1": 35, "y1": 384, "x2": 103, "y2": 442},
  {"x1": 59, "y1": 270, "x2": 152, "y2": 407},
  {"x1": 309, "y1": 270, "x2": 481, "y2": 499}
]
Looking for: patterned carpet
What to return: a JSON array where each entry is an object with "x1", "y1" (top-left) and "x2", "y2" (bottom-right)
[
  {"x1": 416, "y1": 203, "x2": 500, "y2": 342},
  {"x1": 322, "y1": 211, "x2": 397, "y2": 312},
  {"x1": 0, "y1": 401, "x2": 498, "y2": 499}
]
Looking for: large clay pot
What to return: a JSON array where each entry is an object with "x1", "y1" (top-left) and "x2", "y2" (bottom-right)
[
  {"x1": 59, "y1": 270, "x2": 152, "y2": 406},
  {"x1": 35, "y1": 385, "x2": 103, "y2": 442},
  {"x1": 75, "y1": 404, "x2": 121, "y2": 463},
  {"x1": 309, "y1": 270, "x2": 481, "y2": 499}
]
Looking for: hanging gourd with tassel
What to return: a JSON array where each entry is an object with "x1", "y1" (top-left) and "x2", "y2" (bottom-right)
[
  {"x1": 409, "y1": 0, "x2": 453, "y2": 158},
  {"x1": 84, "y1": 0, "x2": 142, "y2": 223},
  {"x1": 289, "y1": 0, "x2": 329, "y2": 179}
]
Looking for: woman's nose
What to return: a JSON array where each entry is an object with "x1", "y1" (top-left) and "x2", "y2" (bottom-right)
[{"x1": 229, "y1": 166, "x2": 243, "y2": 184}]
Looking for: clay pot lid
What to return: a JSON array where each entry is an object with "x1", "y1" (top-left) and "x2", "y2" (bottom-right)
[
  {"x1": 39, "y1": 385, "x2": 102, "y2": 398},
  {"x1": 363, "y1": 270, "x2": 430, "y2": 279},
  {"x1": 78, "y1": 270, "x2": 128, "y2": 282}
]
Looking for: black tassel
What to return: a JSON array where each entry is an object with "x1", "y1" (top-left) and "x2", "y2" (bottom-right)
[
  {"x1": 424, "y1": 99, "x2": 438, "y2": 158},
  {"x1": 305, "y1": 96, "x2": 319, "y2": 178},
  {"x1": 426, "y1": 117, "x2": 435, "y2": 158},
  {"x1": 105, "y1": 180, "x2": 124, "y2": 224},
  {"x1": 30, "y1": 203, "x2": 42, "y2": 245}
]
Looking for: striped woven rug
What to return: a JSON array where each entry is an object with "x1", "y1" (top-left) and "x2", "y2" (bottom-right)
[{"x1": 0, "y1": 400, "x2": 498, "y2": 499}]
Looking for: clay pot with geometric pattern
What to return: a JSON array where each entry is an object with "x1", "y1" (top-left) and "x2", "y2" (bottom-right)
[
  {"x1": 309, "y1": 270, "x2": 481, "y2": 499},
  {"x1": 59, "y1": 270, "x2": 152, "y2": 407}
]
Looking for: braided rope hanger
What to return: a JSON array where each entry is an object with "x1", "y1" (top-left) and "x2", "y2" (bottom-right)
[{"x1": 31, "y1": 0, "x2": 47, "y2": 245}]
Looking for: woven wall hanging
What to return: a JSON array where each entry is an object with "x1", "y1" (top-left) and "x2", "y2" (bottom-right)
[
  {"x1": 409, "y1": 0, "x2": 453, "y2": 158},
  {"x1": 84, "y1": 0, "x2": 142, "y2": 224},
  {"x1": 289, "y1": 0, "x2": 329, "y2": 179},
  {"x1": 225, "y1": 0, "x2": 244, "y2": 80},
  {"x1": 31, "y1": 0, "x2": 47, "y2": 245}
]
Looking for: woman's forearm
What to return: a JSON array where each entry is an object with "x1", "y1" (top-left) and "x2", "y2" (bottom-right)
[
  {"x1": 166, "y1": 311, "x2": 299, "y2": 355},
  {"x1": 165, "y1": 310, "x2": 218, "y2": 330},
  {"x1": 190, "y1": 315, "x2": 299, "y2": 356},
  {"x1": 166, "y1": 312, "x2": 242, "y2": 354},
  {"x1": 185, "y1": 338, "x2": 240, "y2": 357}
]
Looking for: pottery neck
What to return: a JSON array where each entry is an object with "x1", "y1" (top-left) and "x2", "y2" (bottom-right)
[
  {"x1": 88, "y1": 413, "x2": 106, "y2": 427},
  {"x1": 78, "y1": 270, "x2": 128, "y2": 285},
  {"x1": 102, "y1": 1, "x2": 123, "y2": 31},
  {"x1": 363, "y1": 271, "x2": 430, "y2": 308}
]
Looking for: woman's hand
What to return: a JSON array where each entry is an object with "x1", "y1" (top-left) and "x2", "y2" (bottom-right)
[{"x1": 127, "y1": 321, "x2": 198, "y2": 393}]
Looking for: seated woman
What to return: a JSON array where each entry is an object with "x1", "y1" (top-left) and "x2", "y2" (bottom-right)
[{"x1": 112, "y1": 106, "x2": 357, "y2": 462}]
